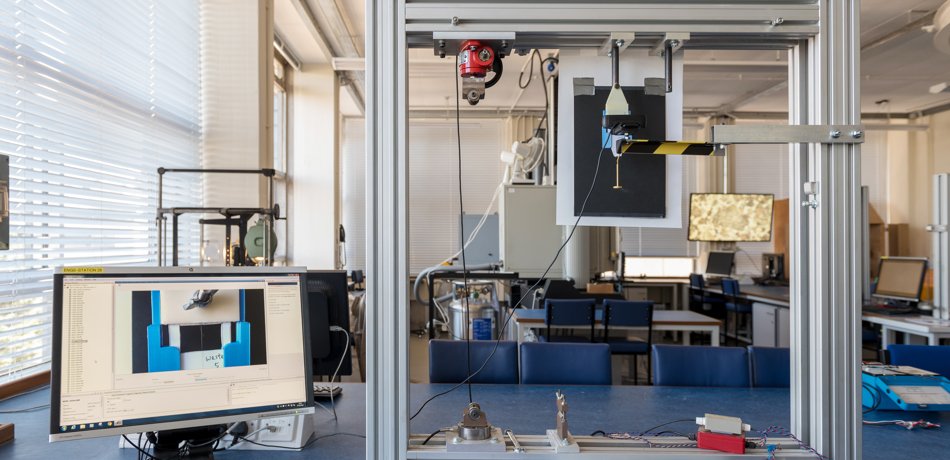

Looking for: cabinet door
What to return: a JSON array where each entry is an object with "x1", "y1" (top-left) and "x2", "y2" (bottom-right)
[
  {"x1": 752, "y1": 303, "x2": 777, "y2": 347},
  {"x1": 777, "y1": 307, "x2": 790, "y2": 348}
]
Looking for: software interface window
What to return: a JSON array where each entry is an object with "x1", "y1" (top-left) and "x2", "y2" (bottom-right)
[{"x1": 56, "y1": 275, "x2": 309, "y2": 432}]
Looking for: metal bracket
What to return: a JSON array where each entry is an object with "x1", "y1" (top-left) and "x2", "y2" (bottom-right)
[
  {"x1": 803, "y1": 181, "x2": 819, "y2": 195},
  {"x1": 927, "y1": 225, "x2": 949, "y2": 233},
  {"x1": 505, "y1": 430, "x2": 526, "y2": 453},
  {"x1": 598, "y1": 33, "x2": 636, "y2": 56},
  {"x1": 710, "y1": 124, "x2": 866, "y2": 144},
  {"x1": 432, "y1": 32, "x2": 516, "y2": 57},
  {"x1": 649, "y1": 32, "x2": 690, "y2": 56},
  {"x1": 573, "y1": 77, "x2": 595, "y2": 96}
]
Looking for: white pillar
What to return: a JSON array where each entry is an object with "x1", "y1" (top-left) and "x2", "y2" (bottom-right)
[
  {"x1": 563, "y1": 226, "x2": 590, "y2": 289},
  {"x1": 288, "y1": 64, "x2": 340, "y2": 268}
]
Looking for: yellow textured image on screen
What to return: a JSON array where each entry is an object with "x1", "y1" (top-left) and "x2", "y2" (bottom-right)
[{"x1": 688, "y1": 194, "x2": 774, "y2": 242}]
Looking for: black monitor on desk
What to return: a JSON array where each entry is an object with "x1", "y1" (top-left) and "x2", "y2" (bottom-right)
[
  {"x1": 705, "y1": 251, "x2": 734, "y2": 278},
  {"x1": 306, "y1": 270, "x2": 352, "y2": 379},
  {"x1": 49, "y1": 267, "x2": 315, "y2": 446},
  {"x1": 873, "y1": 257, "x2": 928, "y2": 304}
]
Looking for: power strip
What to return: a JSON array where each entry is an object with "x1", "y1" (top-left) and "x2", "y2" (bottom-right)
[{"x1": 118, "y1": 414, "x2": 314, "y2": 451}]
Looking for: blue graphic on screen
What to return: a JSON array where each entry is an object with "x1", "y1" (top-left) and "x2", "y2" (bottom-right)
[{"x1": 124, "y1": 288, "x2": 267, "y2": 374}]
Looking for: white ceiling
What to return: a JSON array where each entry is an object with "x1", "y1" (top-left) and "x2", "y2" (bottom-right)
[
  {"x1": 275, "y1": 0, "x2": 950, "y2": 116},
  {"x1": 273, "y1": 0, "x2": 330, "y2": 64}
]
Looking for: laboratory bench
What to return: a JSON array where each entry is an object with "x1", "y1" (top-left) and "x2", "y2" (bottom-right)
[{"x1": 2, "y1": 383, "x2": 947, "y2": 459}]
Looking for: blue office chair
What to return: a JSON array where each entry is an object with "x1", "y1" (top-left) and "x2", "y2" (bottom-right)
[
  {"x1": 887, "y1": 345, "x2": 950, "y2": 378},
  {"x1": 520, "y1": 342, "x2": 612, "y2": 385},
  {"x1": 652, "y1": 345, "x2": 750, "y2": 387},
  {"x1": 541, "y1": 298, "x2": 596, "y2": 343},
  {"x1": 689, "y1": 274, "x2": 726, "y2": 344},
  {"x1": 600, "y1": 300, "x2": 653, "y2": 385},
  {"x1": 722, "y1": 278, "x2": 753, "y2": 345},
  {"x1": 748, "y1": 346, "x2": 790, "y2": 388},
  {"x1": 428, "y1": 340, "x2": 519, "y2": 384}
]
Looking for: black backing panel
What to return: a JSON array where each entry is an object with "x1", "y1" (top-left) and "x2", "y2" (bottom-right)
[
  {"x1": 573, "y1": 86, "x2": 666, "y2": 218},
  {"x1": 244, "y1": 289, "x2": 268, "y2": 365},
  {"x1": 131, "y1": 291, "x2": 151, "y2": 374}
]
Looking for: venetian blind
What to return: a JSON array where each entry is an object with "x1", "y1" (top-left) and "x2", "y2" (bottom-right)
[{"x1": 0, "y1": 0, "x2": 202, "y2": 381}]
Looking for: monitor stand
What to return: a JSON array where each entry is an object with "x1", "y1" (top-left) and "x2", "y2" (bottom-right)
[{"x1": 150, "y1": 425, "x2": 227, "y2": 459}]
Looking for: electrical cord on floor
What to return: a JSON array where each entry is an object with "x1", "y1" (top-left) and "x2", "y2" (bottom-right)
[
  {"x1": 409, "y1": 132, "x2": 614, "y2": 421},
  {"x1": 421, "y1": 429, "x2": 443, "y2": 445}
]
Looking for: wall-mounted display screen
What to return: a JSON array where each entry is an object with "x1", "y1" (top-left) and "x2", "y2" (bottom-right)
[{"x1": 688, "y1": 193, "x2": 774, "y2": 242}]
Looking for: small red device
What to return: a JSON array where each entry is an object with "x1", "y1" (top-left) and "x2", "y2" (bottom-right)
[
  {"x1": 458, "y1": 40, "x2": 494, "y2": 78},
  {"x1": 696, "y1": 429, "x2": 746, "y2": 454}
]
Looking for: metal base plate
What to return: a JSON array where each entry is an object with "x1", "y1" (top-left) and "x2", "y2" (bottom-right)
[
  {"x1": 445, "y1": 426, "x2": 506, "y2": 453},
  {"x1": 546, "y1": 429, "x2": 580, "y2": 453}
]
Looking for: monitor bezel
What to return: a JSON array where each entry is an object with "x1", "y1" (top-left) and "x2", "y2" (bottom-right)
[
  {"x1": 687, "y1": 193, "x2": 775, "y2": 242},
  {"x1": 705, "y1": 251, "x2": 736, "y2": 278},
  {"x1": 872, "y1": 257, "x2": 929, "y2": 303},
  {"x1": 49, "y1": 266, "x2": 315, "y2": 442}
]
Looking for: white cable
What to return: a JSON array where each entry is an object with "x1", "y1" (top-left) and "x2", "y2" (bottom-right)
[
  {"x1": 440, "y1": 182, "x2": 503, "y2": 266},
  {"x1": 314, "y1": 400, "x2": 336, "y2": 418},
  {"x1": 326, "y1": 327, "x2": 350, "y2": 420}
]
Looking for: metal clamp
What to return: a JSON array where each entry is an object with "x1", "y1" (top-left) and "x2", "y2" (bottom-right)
[
  {"x1": 710, "y1": 124, "x2": 866, "y2": 144},
  {"x1": 505, "y1": 430, "x2": 525, "y2": 453},
  {"x1": 927, "y1": 225, "x2": 948, "y2": 233},
  {"x1": 801, "y1": 200, "x2": 818, "y2": 209}
]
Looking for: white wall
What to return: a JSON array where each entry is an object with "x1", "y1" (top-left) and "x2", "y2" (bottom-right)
[{"x1": 288, "y1": 64, "x2": 340, "y2": 269}]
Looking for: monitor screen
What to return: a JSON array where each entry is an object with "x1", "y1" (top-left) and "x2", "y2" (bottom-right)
[
  {"x1": 874, "y1": 258, "x2": 928, "y2": 302},
  {"x1": 50, "y1": 267, "x2": 315, "y2": 442},
  {"x1": 705, "y1": 251, "x2": 735, "y2": 277},
  {"x1": 688, "y1": 193, "x2": 774, "y2": 242}
]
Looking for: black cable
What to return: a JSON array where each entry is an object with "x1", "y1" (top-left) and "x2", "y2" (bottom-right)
[
  {"x1": 122, "y1": 434, "x2": 183, "y2": 460},
  {"x1": 590, "y1": 430, "x2": 607, "y2": 436},
  {"x1": 863, "y1": 383, "x2": 881, "y2": 414},
  {"x1": 657, "y1": 430, "x2": 689, "y2": 437},
  {"x1": 422, "y1": 429, "x2": 443, "y2": 445},
  {"x1": 639, "y1": 419, "x2": 695, "y2": 435},
  {"x1": 455, "y1": 54, "x2": 473, "y2": 404},
  {"x1": 234, "y1": 432, "x2": 365, "y2": 450},
  {"x1": 409, "y1": 128, "x2": 613, "y2": 421}
]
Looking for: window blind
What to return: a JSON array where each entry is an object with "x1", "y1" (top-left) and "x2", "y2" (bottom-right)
[
  {"x1": 620, "y1": 128, "x2": 700, "y2": 257},
  {"x1": 341, "y1": 117, "x2": 508, "y2": 274},
  {"x1": 0, "y1": 0, "x2": 202, "y2": 381}
]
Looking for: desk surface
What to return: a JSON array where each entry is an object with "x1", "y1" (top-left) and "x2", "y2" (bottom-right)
[
  {"x1": 705, "y1": 284, "x2": 791, "y2": 305},
  {"x1": 1, "y1": 383, "x2": 946, "y2": 459},
  {"x1": 512, "y1": 308, "x2": 722, "y2": 326}
]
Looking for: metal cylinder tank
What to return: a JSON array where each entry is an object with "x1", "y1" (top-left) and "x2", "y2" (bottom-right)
[{"x1": 448, "y1": 280, "x2": 498, "y2": 340}]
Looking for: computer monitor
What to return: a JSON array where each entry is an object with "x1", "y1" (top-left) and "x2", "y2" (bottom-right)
[
  {"x1": 49, "y1": 267, "x2": 315, "y2": 443},
  {"x1": 306, "y1": 270, "x2": 352, "y2": 378},
  {"x1": 873, "y1": 257, "x2": 928, "y2": 303},
  {"x1": 705, "y1": 251, "x2": 735, "y2": 277}
]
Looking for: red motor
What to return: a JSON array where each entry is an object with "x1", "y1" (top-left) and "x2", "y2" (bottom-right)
[{"x1": 458, "y1": 40, "x2": 494, "y2": 78}]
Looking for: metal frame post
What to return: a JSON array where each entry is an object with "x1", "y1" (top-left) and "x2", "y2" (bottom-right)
[
  {"x1": 792, "y1": 1, "x2": 862, "y2": 457},
  {"x1": 366, "y1": 1, "x2": 862, "y2": 458},
  {"x1": 366, "y1": 1, "x2": 410, "y2": 459}
]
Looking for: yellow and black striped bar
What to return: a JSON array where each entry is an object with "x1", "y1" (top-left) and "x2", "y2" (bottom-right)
[{"x1": 619, "y1": 140, "x2": 722, "y2": 156}]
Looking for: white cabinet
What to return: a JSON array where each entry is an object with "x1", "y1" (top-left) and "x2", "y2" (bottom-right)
[
  {"x1": 752, "y1": 302, "x2": 790, "y2": 347},
  {"x1": 753, "y1": 303, "x2": 776, "y2": 347}
]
